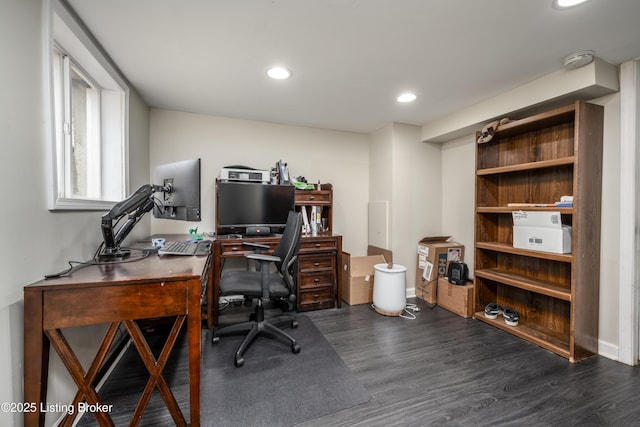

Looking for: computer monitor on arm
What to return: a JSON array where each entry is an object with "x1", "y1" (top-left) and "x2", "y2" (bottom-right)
[{"x1": 99, "y1": 159, "x2": 201, "y2": 260}]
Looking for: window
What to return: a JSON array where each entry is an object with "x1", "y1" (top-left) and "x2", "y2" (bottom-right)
[{"x1": 47, "y1": 0, "x2": 128, "y2": 210}]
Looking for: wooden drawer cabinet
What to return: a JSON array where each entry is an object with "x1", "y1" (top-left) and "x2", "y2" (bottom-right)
[
  {"x1": 210, "y1": 233, "x2": 342, "y2": 326},
  {"x1": 207, "y1": 181, "x2": 342, "y2": 327},
  {"x1": 296, "y1": 236, "x2": 342, "y2": 312},
  {"x1": 295, "y1": 183, "x2": 333, "y2": 234}
]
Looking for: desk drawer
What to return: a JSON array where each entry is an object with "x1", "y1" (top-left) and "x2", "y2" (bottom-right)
[
  {"x1": 299, "y1": 287, "x2": 334, "y2": 311},
  {"x1": 299, "y1": 254, "x2": 335, "y2": 272},
  {"x1": 219, "y1": 242, "x2": 277, "y2": 257},
  {"x1": 295, "y1": 191, "x2": 331, "y2": 204},
  {"x1": 299, "y1": 271, "x2": 335, "y2": 290},
  {"x1": 300, "y1": 239, "x2": 337, "y2": 253}
]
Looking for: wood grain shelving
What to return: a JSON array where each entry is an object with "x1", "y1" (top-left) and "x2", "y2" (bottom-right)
[{"x1": 473, "y1": 101, "x2": 604, "y2": 362}]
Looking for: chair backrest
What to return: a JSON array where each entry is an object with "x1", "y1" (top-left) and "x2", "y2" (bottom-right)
[{"x1": 273, "y1": 210, "x2": 303, "y2": 289}]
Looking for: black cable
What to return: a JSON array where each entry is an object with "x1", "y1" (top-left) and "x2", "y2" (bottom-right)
[
  {"x1": 44, "y1": 248, "x2": 151, "y2": 280},
  {"x1": 419, "y1": 277, "x2": 438, "y2": 310}
]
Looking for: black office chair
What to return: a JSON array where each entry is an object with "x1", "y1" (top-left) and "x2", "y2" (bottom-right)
[{"x1": 212, "y1": 211, "x2": 303, "y2": 367}]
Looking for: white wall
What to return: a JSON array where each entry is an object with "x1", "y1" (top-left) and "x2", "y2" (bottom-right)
[
  {"x1": 369, "y1": 123, "x2": 442, "y2": 290},
  {"x1": 441, "y1": 134, "x2": 477, "y2": 275},
  {"x1": 596, "y1": 92, "x2": 621, "y2": 357},
  {"x1": 149, "y1": 109, "x2": 370, "y2": 255},
  {"x1": 0, "y1": 1, "x2": 150, "y2": 425}
]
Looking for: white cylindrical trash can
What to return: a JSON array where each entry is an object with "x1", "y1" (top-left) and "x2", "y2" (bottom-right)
[{"x1": 373, "y1": 263, "x2": 407, "y2": 316}]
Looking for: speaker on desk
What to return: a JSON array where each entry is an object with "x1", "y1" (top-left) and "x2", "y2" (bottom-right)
[{"x1": 246, "y1": 226, "x2": 271, "y2": 236}]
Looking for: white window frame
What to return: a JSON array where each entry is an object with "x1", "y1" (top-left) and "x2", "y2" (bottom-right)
[{"x1": 44, "y1": 0, "x2": 129, "y2": 211}]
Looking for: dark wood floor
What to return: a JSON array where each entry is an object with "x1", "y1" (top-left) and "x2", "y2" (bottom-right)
[
  {"x1": 83, "y1": 298, "x2": 640, "y2": 426},
  {"x1": 300, "y1": 299, "x2": 640, "y2": 426}
]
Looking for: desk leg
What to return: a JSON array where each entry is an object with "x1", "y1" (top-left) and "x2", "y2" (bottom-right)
[
  {"x1": 46, "y1": 328, "x2": 116, "y2": 427},
  {"x1": 188, "y1": 278, "x2": 201, "y2": 426},
  {"x1": 24, "y1": 290, "x2": 48, "y2": 427},
  {"x1": 211, "y1": 244, "x2": 222, "y2": 328},
  {"x1": 336, "y1": 239, "x2": 343, "y2": 309},
  {"x1": 124, "y1": 318, "x2": 186, "y2": 426}
]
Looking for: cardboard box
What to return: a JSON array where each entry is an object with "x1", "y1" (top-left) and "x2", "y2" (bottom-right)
[
  {"x1": 415, "y1": 236, "x2": 464, "y2": 304},
  {"x1": 342, "y1": 246, "x2": 392, "y2": 305},
  {"x1": 436, "y1": 277, "x2": 474, "y2": 318},
  {"x1": 512, "y1": 211, "x2": 571, "y2": 254}
]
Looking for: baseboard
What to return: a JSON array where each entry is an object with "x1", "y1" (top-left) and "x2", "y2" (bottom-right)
[{"x1": 597, "y1": 339, "x2": 619, "y2": 361}]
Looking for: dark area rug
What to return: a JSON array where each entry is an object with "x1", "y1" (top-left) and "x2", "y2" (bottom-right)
[
  {"x1": 76, "y1": 315, "x2": 370, "y2": 426},
  {"x1": 201, "y1": 314, "x2": 371, "y2": 426}
]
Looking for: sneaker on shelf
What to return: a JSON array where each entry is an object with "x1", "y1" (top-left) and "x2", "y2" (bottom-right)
[
  {"x1": 484, "y1": 302, "x2": 503, "y2": 319},
  {"x1": 503, "y1": 308, "x2": 519, "y2": 326}
]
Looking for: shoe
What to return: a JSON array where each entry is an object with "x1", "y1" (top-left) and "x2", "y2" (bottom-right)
[
  {"x1": 503, "y1": 308, "x2": 519, "y2": 326},
  {"x1": 484, "y1": 303, "x2": 503, "y2": 319}
]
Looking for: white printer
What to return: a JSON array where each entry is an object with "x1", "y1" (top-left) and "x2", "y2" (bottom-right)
[
  {"x1": 512, "y1": 211, "x2": 572, "y2": 254},
  {"x1": 220, "y1": 166, "x2": 270, "y2": 183}
]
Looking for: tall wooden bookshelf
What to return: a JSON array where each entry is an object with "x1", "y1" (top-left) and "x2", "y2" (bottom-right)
[{"x1": 473, "y1": 101, "x2": 604, "y2": 362}]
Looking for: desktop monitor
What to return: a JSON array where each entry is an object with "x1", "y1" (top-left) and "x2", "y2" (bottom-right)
[
  {"x1": 153, "y1": 158, "x2": 202, "y2": 221},
  {"x1": 99, "y1": 158, "x2": 201, "y2": 260},
  {"x1": 216, "y1": 181, "x2": 296, "y2": 235}
]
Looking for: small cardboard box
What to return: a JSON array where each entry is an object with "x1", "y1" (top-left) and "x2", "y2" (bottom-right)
[
  {"x1": 436, "y1": 277, "x2": 474, "y2": 318},
  {"x1": 512, "y1": 211, "x2": 571, "y2": 254},
  {"x1": 415, "y1": 236, "x2": 464, "y2": 304},
  {"x1": 342, "y1": 246, "x2": 392, "y2": 305}
]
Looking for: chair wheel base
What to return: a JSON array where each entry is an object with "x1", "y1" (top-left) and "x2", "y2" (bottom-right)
[
  {"x1": 212, "y1": 336, "x2": 220, "y2": 344},
  {"x1": 292, "y1": 342, "x2": 301, "y2": 354},
  {"x1": 291, "y1": 320, "x2": 298, "y2": 328},
  {"x1": 234, "y1": 355, "x2": 244, "y2": 367}
]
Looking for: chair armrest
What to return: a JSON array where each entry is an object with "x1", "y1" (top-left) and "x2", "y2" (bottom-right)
[
  {"x1": 246, "y1": 253, "x2": 281, "y2": 263},
  {"x1": 242, "y1": 242, "x2": 270, "y2": 251}
]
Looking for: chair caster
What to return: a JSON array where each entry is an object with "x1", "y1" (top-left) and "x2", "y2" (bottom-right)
[
  {"x1": 291, "y1": 320, "x2": 298, "y2": 329},
  {"x1": 292, "y1": 342, "x2": 301, "y2": 354},
  {"x1": 212, "y1": 336, "x2": 220, "y2": 344},
  {"x1": 234, "y1": 355, "x2": 244, "y2": 367}
]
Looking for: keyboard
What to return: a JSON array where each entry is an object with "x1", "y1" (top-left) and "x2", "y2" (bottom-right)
[{"x1": 158, "y1": 240, "x2": 211, "y2": 256}]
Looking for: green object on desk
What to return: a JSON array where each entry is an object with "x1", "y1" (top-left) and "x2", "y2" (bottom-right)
[
  {"x1": 189, "y1": 227, "x2": 204, "y2": 240},
  {"x1": 293, "y1": 182, "x2": 315, "y2": 190}
]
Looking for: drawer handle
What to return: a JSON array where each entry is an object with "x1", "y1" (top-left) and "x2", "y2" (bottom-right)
[
  {"x1": 314, "y1": 262, "x2": 320, "y2": 266},
  {"x1": 313, "y1": 294, "x2": 319, "y2": 298},
  {"x1": 310, "y1": 196, "x2": 316, "y2": 200},
  {"x1": 315, "y1": 243, "x2": 321, "y2": 248},
  {"x1": 231, "y1": 247, "x2": 238, "y2": 251},
  {"x1": 314, "y1": 278, "x2": 320, "y2": 282}
]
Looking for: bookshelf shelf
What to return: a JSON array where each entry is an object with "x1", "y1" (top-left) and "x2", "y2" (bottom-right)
[{"x1": 474, "y1": 101, "x2": 604, "y2": 362}]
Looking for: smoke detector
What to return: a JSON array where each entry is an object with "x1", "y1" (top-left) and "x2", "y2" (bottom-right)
[{"x1": 563, "y1": 50, "x2": 594, "y2": 70}]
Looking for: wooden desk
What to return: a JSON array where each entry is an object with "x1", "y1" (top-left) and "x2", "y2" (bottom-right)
[
  {"x1": 207, "y1": 233, "x2": 342, "y2": 328},
  {"x1": 23, "y1": 252, "x2": 210, "y2": 427}
]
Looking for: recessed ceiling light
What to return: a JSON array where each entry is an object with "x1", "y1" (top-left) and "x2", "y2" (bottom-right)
[
  {"x1": 397, "y1": 93, "x2": 417, "y2": 103},
  {"x1": 266, "y1": 66, "x2": 292, "y2": 80},
  {"x1": 552, "y1": 0, "x2": 590, "y2": 9}
]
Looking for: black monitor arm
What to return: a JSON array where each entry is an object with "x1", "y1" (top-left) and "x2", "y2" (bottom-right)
[{"x1": 100, "y1": 184, "x2": 170, "y2": 259}]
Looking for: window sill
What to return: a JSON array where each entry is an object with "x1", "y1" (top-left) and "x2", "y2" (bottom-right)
[{"x1": 49, "y1": 197, "x2": 115, "y2": 212}]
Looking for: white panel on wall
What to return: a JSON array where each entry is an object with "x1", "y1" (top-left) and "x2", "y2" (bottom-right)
[{"x1": 369, "y1": 200, "x2": 389, "y2": 249}]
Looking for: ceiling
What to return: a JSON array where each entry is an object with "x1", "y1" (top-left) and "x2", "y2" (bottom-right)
[{"x1": 66, "y1": 0, "x2": 640, "y2": 134}]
